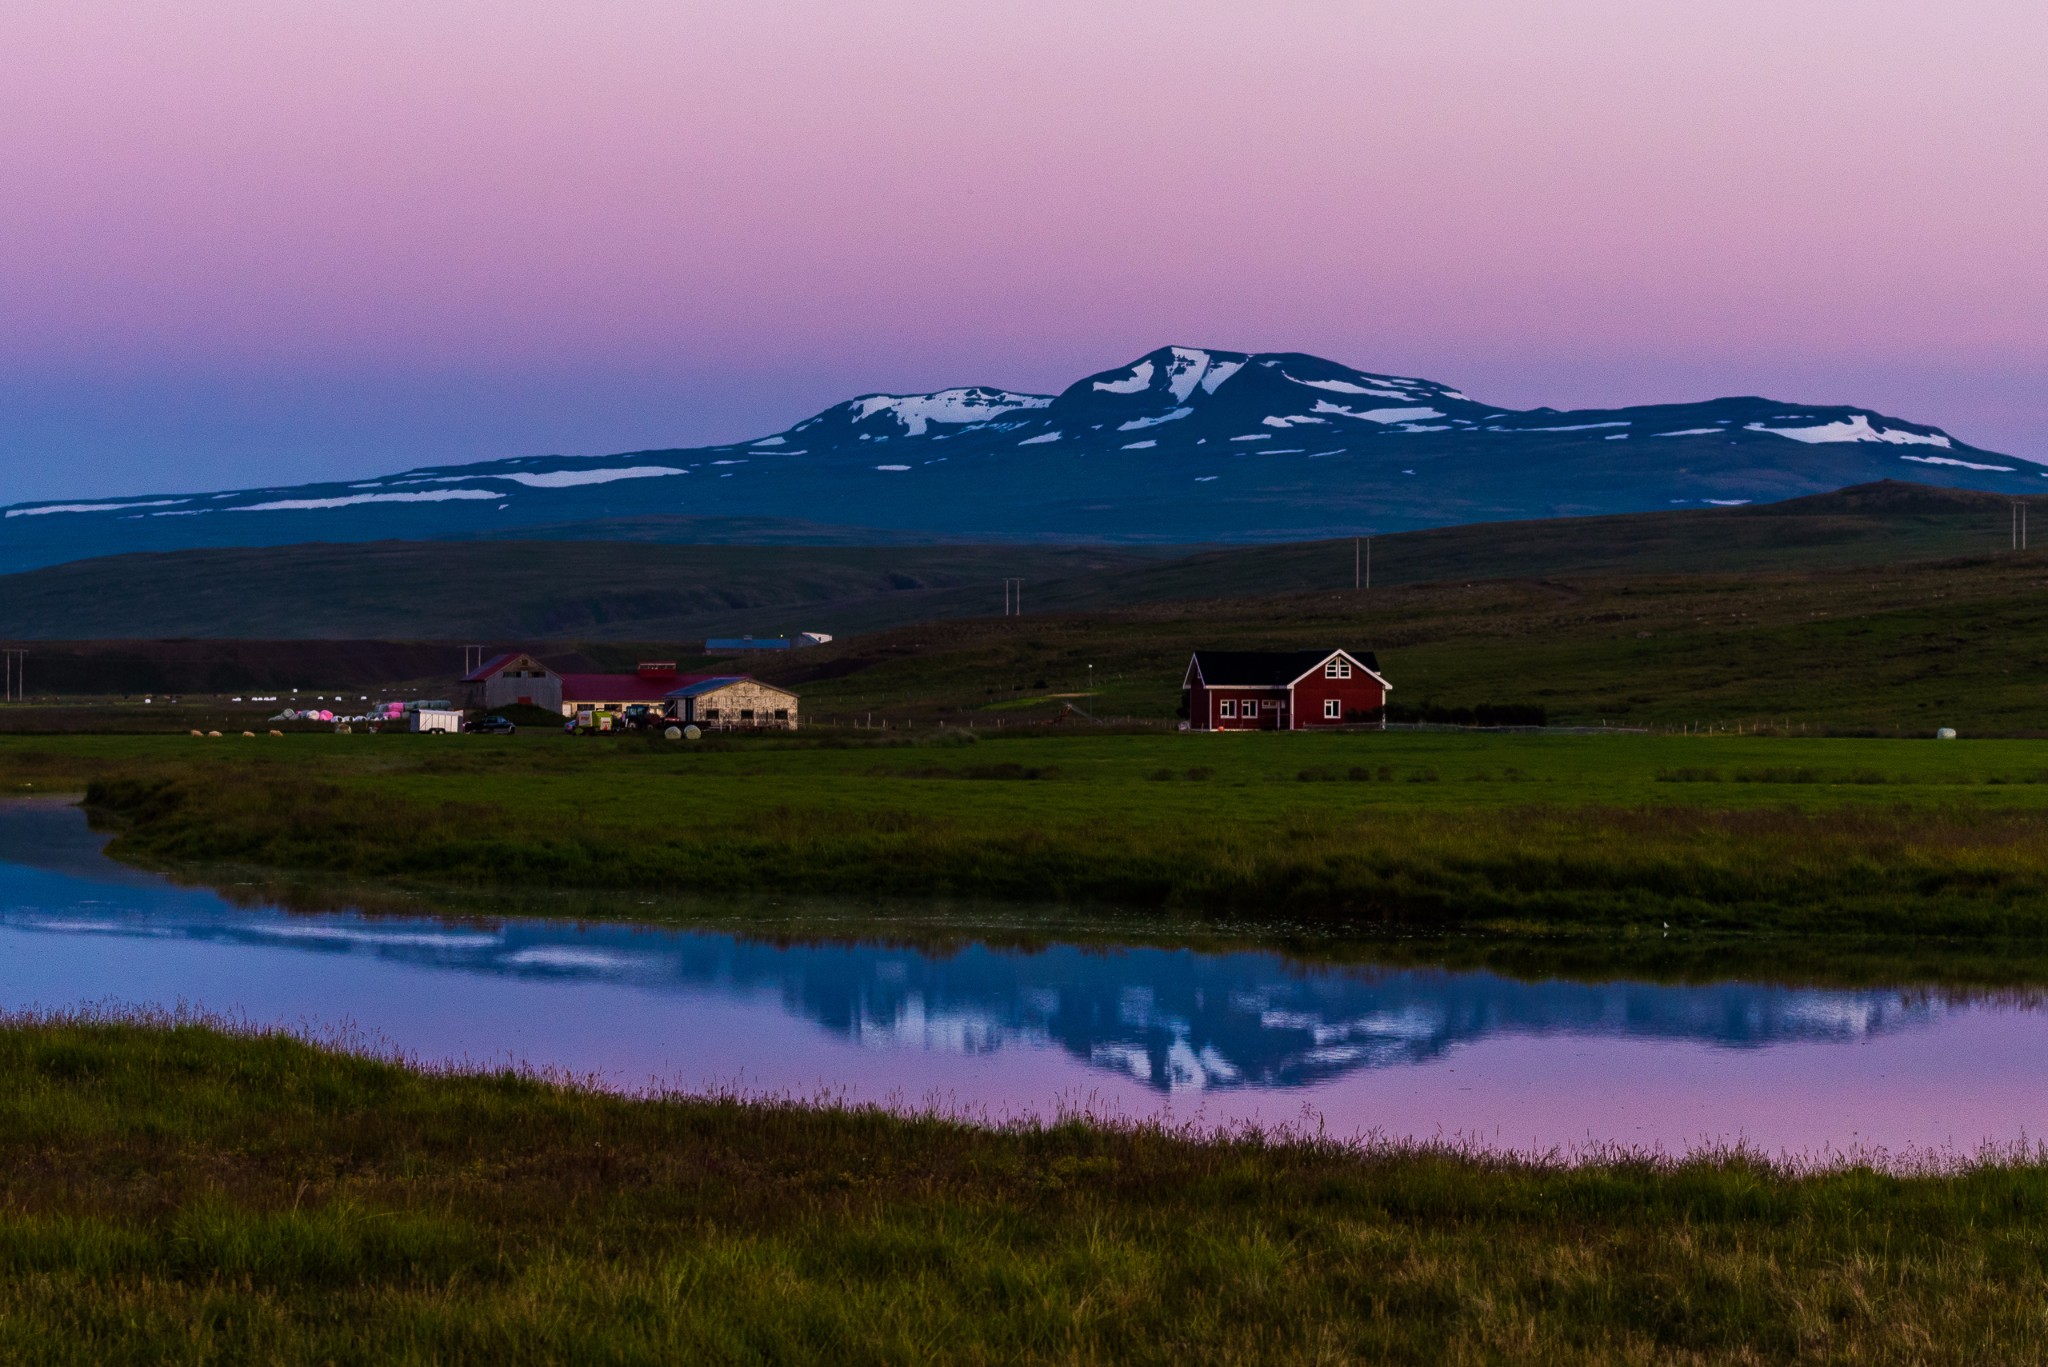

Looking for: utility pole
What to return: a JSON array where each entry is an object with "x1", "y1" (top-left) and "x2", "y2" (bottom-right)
[
  {"x1": 2, "y1": 649, "x2": 22, "y2": 703},
  {"x1": 1365, "y1": 537, "x2": 1371, "y2": 590},
  {"x1": 1353, "y1": 537, "x2": 1360, "y2": 590},
  {"x1": 1003, "y1": 578, "x2": 1023, "y2": 616}
]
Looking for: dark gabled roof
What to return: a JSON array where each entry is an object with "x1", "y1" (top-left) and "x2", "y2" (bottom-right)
[
  {"x1": 461, "y1": 651, "x2": 526, "y2": 684},
  {"x1": 1188, "y1": 649, "x2": 1380, "y2": 688}
]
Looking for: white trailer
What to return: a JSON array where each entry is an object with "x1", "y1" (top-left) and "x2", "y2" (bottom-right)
[{"x1": 411, "y1": 708, "x2": 464, "y2": 734}]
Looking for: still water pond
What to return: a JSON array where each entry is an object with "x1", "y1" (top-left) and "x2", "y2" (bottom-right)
[{"x1": 4, "y1": 800, "x2": 2045, "y2": 1160}]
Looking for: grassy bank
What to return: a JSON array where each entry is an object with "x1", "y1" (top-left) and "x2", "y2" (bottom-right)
[
  {"x1": 4, "y1": 1016, "x2": 2047, "y2": 1364},
  {"x1": 12, "y1": 729, "x2": 2048, "y2": 944}
]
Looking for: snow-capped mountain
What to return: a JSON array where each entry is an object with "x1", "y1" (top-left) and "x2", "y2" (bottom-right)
[{"x1": 2, "y1": 345, "x2": 2038, "y2": 573}]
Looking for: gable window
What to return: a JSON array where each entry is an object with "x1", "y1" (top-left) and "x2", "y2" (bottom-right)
[
  {"x1": 1324, "y1": 698, "x2": 1341, "y2": 719},
  {"x1": 1219, "y1": 699, "x2": 1236, "y2": 719},
  {"x1": 1324, "y1": 658, "x2": 1351, "y2": 679}
]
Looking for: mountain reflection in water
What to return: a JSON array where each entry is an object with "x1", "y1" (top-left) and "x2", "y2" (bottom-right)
[
  {"x1": 14, "y1": 800, "x2": 2048, "y2": 1158},
  {"x1": 1, "y1": 864, "x2": 1938, "y2": 1095}
]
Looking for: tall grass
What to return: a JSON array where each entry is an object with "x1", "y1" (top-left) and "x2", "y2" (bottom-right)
[
  {"x1": 4, "y1": 1015, "x2": 2048, "y2": 1364},
  {"x1": 82, "y1": 763, "x2": 2048, "y2": 939}
]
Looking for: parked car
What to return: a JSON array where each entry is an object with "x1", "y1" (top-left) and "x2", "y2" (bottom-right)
[{"x1": 464, "y1": 714, "x2": 517, "y2": 734}]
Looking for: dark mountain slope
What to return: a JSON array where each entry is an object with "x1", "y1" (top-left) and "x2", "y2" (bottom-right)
[{"x1": 3, "y1": 347, "x2": 2039, "y2": 572}]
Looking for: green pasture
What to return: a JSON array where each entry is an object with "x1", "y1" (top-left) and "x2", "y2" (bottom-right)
[
  {"x1": 764, "y1": 550, "x2": 2048, "y2": 734},
  {"x1": 10, "y1": 728, "x2": 2048, "y2": 951}
]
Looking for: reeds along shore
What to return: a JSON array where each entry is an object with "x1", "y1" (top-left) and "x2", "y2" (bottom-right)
[{"x1": 1, "y1": 1014, "x2": 2045, "y2": 1365}]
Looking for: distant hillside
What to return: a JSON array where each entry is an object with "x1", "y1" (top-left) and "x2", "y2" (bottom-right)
[
  {"x1": 3, "y1": 345, "x2": 2042, "y2": 572},
  {"x1": 0, "y1": 542, "x2": 1164, "y2": 642},
  {"x1": 0, "y1": 482, "x2": 2037, "y2": 642},
  {"x1": 741, "y1": 527, "x2": 2048, "y2": 738}
]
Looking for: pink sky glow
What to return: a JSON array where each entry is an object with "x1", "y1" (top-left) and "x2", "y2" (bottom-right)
[{"x1": 0, "y1": 0, "x2": 2042, "y2": 500}]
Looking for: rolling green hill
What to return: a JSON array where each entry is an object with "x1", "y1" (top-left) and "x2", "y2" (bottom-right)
[
  {"x1": 0, "y1": 482, "x2": 2037, "y2": 642},
  {"x1": 747, "y1": 538, "x2": 2048, "y2": 736},
  {"x1": 0, "y1": 541, "x2": 1164, "y2": 641}
]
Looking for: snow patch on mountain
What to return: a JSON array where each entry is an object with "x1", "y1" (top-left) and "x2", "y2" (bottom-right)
[
  {"x1": 849, "y1": 388, "x2": 1051, "y2": 437},
  {"x1": 6, "y1": 498, "x2": 188, "y2": 518},
  {"x1": 1749, "y1": 415, "x2": 1951, "y2": 448},
  {"x1": 1313, "y1": 401, "x2": 1444, "y2": 424},
  {"x1": 1118, "y1": 408, "x2": 1194, "y2": 432},
  {"x1": 230, "y1": 490, "x2": 503, "y2": 513},
  {"x1": 1160, "y1": 347, "x2": 1244, "y2": 402},
  {"x1": 497, "y1": 466, "x2": 684, "y2": 489},
  {"x1": 1901, "y1": 454, "x2": 2014, "y2": 472},
  {"x1": 1285, "y1": 374, "x2": 1413, "y2": 401},
  {"x1": 1093, "y1": 362, "x2": 1155, "y2": 394}
]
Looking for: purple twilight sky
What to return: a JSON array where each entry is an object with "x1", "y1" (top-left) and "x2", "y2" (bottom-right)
[{"x1": 0, "y1": 0, "x2": 2042, "y2": 503}]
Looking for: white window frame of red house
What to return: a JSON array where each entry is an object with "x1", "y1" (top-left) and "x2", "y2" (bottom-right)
[
  {"x1": 1286, "y1": 651, "x2": 1391, "y2": 692},
  {"x1": 1242, "y1": 699, "x2": 1258, "y2": 715},
  {"x1": 1324, "y1": 698, "x2": 1341, "y2": 719},
  {"x1": 1219, "y1": 699, "x2": 1235, "y2": 719},
  {"x1": 1325, "y1": 659, "x2": 1350, "y2": 679}
]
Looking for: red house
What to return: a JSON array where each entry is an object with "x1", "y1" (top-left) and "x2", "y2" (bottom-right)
[{"x1": 1181, "y1": 649, "x2": 1389, "y2": 731}]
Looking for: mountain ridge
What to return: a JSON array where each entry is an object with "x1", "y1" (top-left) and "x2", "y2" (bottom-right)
[{"x1": 3, "y1": 345, "x2": 2039, "y2": 573}]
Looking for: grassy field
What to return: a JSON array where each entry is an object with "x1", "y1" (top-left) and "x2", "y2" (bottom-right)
[
  {"x1": 10, "y1": 536, "x2": 2047, "y2": 736},
  {"x1": 4, "y1": 1015, "x2": 2048, "y2": 1365},
  {"x1": 748, "y1": 546, "x2": 2048, "y2": 734},
  {"x1": 12, "y1": 728, "x2": 2048, "y2": 960}
]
